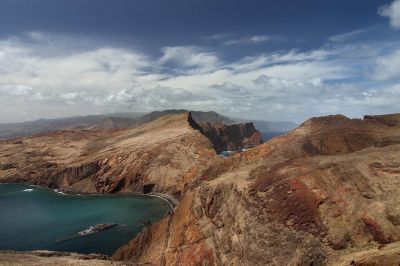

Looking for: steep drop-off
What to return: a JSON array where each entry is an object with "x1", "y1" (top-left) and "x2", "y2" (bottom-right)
[
  {"x1": 113, "y1": 114, "x2": 400, "y2": 265},
  {"x1": 188, "y1": 112, "x2": 262, "y2": 153}
]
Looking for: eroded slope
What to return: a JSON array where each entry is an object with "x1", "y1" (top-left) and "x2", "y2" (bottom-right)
[
  {"x1": 114, "y1": 114, "x2": 400, "y2": 265},
  {"x1": 0, "y1": 113, "x2": 220, "y2": 197}
]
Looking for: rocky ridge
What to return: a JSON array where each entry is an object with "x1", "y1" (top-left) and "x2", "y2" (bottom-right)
[
  {"x1": 113, "y1": 114, "x2": 400, "y2": 265},
  {"x1": 0, "y1": 112, "x2": 260, "y2": 198},
  {"x1": 1, "y1": 113, "x2": 400, "y2": 265}
]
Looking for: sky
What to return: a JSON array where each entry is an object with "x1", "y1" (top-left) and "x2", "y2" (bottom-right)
[{"x1": 0, "y1": 0, "x2": 400, "y2": 123}]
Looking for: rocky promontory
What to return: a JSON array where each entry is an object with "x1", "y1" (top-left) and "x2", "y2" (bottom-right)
[{"x1": 188, "y1": 111, "x2": 262, "y2": 153}]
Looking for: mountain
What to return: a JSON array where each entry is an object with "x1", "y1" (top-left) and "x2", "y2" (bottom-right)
[
  {"x1": 1, "y1": 111, "x2": 400, "y2": 265},
  {"x1": 0, "y1": 110, "x2": 235, "y2": 140},
  {"x1": 0, "y1": 112, "x2": 260, "y2": 197},
  {"x1": 0, "y1": 113, "x2": 144, "y2": 140},
  {"x1": 112, "y1": 113, "x2": 400, "y2": 265},
  {"x1": 139, "y1": 109, "x2": 235, "y2": 124},
  {"x1": 0, "y1": 109, "x2": 290, "y2": 141}
]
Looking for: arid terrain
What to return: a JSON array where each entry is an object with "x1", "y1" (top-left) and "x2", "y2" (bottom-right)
[
  {"x1": 1, "y1": 112, "x2": 400, "y2": 265},
  {"x1": 0, "y1": 250, "x2": 129, "y2": 266}
]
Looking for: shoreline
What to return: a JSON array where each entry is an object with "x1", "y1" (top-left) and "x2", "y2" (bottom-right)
[
  {"x1": 1, "y1": 182, "x2": 178, "y2": 211},
  {"x1": 147, "y1": 192, "x2": 178, "y2": 209}
]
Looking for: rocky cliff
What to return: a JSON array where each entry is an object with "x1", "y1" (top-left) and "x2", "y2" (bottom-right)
[
  {"x1": 0, "y1": 113, "x2": 220, "y2": 198},
  {"x1": 0, "y1": 112, "x2": 260, "y2": 198},
  {"x1": 188, "y1": 112, "x2": 262, "y2": 154},
  {"x1": 2, "y1": 112, "x2": 400, "y2": 265},
  {"x1": 113, "y1": 113, "x2": 400, "y2": 265}
]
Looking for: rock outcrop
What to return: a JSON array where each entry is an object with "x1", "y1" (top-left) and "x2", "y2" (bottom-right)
[
  {"x1": 189, "y1": 111, "x2": 262, "y2": 153},
  {"x1": 198, "y1": 122, "x2": 262, "y2": 154}
]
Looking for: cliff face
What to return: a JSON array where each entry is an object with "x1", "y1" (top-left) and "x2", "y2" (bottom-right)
[
  {"x1": 113, "y1": 113, "x2": 400, "y2": 265},
  {"x1": 199, "y1": 122, "x2": 262, "y2": 154},
  {"x1": 188, "y1": 112, "x2": 262, "y2": 154}
]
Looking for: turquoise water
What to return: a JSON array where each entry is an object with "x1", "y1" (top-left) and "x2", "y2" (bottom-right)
[{"x1": 0, "y1": 184, "x2": 171, "y2": 255}]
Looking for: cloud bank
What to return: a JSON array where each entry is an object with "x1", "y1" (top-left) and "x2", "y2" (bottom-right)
[{"x1": 0, "y1": 31, "x2": 400, "y2": 123}]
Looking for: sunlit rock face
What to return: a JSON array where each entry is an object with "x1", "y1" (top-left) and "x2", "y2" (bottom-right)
[{"x1": 114, "y1": 113, "x2": 400, "y2": 265}]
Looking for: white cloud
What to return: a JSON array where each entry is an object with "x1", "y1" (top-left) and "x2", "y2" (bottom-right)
[
  {"x1": 209, "y1": 82, "x2": 250, "y2": 97},
  {"x1": 224, "y1": 35, "x2": 272, "y2": 45},
  {"x1": 203, "y1": 33, "x2": 232, "y2": 41},
  {"x1": 0, "y1": 39, "x2": 151, "y2": 93},
  {"x1": 0, "y1": 31, "x2": 400, "y2": 123},
  {"x1": 0, "y1": 84, "x2": 34, "y2": 96},
  {"x1": 371, "y1": 49, "x2": 400, "y2": 80},
  {"x1": 253, "y1": 75, "x2": 326, "y2": 97},
  {"x1": 328, "y1": 27, "x2": 374, "y2": 42},
  {"x1": 229, "y1": 49, "x2": 333, "y2": 72},
  {"x1": 27, "y1": 31, "x2": 48, "y2": 42},
  {"x1": 379, "y1": 0, "x2": 400, "y2": 29},
  {"x1": 158, "y1": 46, "x2": 219, "y2": 72}
]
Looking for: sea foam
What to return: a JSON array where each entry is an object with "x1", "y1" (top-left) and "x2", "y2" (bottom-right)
[{"x1": 54, "y1": 189, "x2": 66, "y2": 195}]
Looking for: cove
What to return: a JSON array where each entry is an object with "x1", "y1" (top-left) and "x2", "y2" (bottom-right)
[{"x1": 0, "y1": 183, "x2": 171, "y2": 255}]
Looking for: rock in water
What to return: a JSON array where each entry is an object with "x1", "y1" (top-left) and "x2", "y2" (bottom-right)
[{"x1": 78, "y1": 224, "x2": 118, "y2": 236}]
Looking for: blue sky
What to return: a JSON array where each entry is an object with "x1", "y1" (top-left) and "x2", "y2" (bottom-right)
[{"x1": 0, "y1": 0, "x2": 400, "y2": 123}]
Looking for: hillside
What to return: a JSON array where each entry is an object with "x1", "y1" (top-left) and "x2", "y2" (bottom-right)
[
  {"x1": 2, "y1": 112, "x2": 400, "y2": 265},
  {"x1": 0, "y1": 113, "x2": 144, "y2": 140},
  {"x1": 0, "y1": 112, "x2": 260, "y2": 198},
  {"x1": 0, "y1": 113, "x2": 211, "y2": 196},
  {"x1": 0, "y1": 110, "x2": 234, "y2": 140},
  {"x1": 113, "y1": 113, "x2": 400, "y2": 265}
]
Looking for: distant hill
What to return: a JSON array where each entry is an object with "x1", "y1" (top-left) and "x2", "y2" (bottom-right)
[
  {"x1": 0, "y1": 109, "x2": 296, "y2": 140},
  {"x1": 0, "y1": 113, "x2": 144, "y2": 140},
  {"x1": 134, "y1": 109, "x2": 235, "y2": 125}
]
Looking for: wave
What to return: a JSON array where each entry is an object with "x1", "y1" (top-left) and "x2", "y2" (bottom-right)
[
  {"x1": 22, "y1": 189, "x2": 34, "y2": 192},
  {"x1": 54, "y1": 189, "x2": 66, "y2": 195}
]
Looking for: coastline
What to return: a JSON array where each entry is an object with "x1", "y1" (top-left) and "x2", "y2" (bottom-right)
[
  {"x1": 147, "y1": 192, "x2": 179, "y2": 209},
  {"x1": 0, "y1": 182, "x2": 178, "y2": 211}
]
